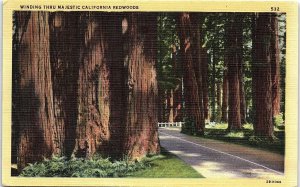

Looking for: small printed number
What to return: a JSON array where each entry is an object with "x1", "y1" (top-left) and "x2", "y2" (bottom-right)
[
  {"x1": 266, "y1": 180, "x2": 281, "y2": 183},
  {"x1": 271, "y1": 7, "x2": 280, "y2": 11}
]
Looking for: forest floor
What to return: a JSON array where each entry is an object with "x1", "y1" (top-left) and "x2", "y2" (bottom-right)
[
  {"x1": 203, "y1": 123, "x2": 285, "y2": 155},
  {"x1": 128, "y1": 148, "x2": 203, "y2": 178},
  {"x1": 159, "y1": 127, "x2": 284, "y2": 178}
]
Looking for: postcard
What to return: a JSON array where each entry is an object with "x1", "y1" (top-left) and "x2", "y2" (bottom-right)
[{"x1": 2, "y1": 0, "x2": 298, "y2": 186}]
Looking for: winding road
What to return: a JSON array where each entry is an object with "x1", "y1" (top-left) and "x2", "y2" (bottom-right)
[{"x1": 159, "y1": 127, "x2": 284, "y2": 178}]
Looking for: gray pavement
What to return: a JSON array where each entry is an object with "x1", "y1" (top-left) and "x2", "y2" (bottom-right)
[{"x1": 159, "y1": 127, "x2": 284, "y2": 178}]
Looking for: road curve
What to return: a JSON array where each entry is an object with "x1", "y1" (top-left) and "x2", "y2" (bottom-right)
[{"x1": 159, "y1": 128, "x2": 284, "y2": 178}]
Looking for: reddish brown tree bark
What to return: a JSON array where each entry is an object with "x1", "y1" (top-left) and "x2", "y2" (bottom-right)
[
  {"x1": 221, "y1": 67, "x2": 228, "y2": 122},
  {"x1": 216, "y1": 82, "x2": 222, "y2": 122},
  {"x1": 123, "y1": 13, "x2": 160, "y2": 159},
  {"x1": 177, "y1": 13, "x2": 204, "y2": 135},
  {"x1": 237, "y1": 15, "x2": 247, "y2": 125},
  {"x1": 252, "y1": 13, "x2": 274, "y2": 138},
  {"x1": 201, "y1": 47, "x2": 209, "y2": 120},
  {"x1": 15, "y1": 12, "x2": 55, "y2": 170},
  {"x1": 194, "y1": 15, "x2": 205, "y2": 128},
  {"x1": 270, "y1": 14, "x2": 281, "y2": 117},
  {"x1": 49, "y1": 12, "x2": 81, "y2": 157},
  {"x1": 73, "y1": 13, "x2": 111, "y2": 158},
  {"x1": 226, "y1": 14, "x2": 242, "y2": 131}
]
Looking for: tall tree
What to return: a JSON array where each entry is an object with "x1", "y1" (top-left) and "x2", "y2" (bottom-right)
[
  {"x1": 221, "y1": 66, "x2": 228, "y2": 122},
  {"x1": 270, "y1": 13, "x2": 281, "y2": 117},
  {"x1": 73, "y1": 13, "x2": 112, "y2": 158},
  {"x1": 107, "y1": 14, "x2": 126, "y2": 158},
  {"x1": 226, "y1": 14, "x2": 242, "y2": 130},
  {"x1": 201, "y1": 47, "x2": 209, "y2": 120},
  {"x1": 252, "y1": 13, "x2": 274, "y2": 137},
  {"x1": 49, "y1": 12, "x2": 80, "y2": 157},
  {"x1": 15, "y1": 12, "x2": 55, "y2": 170},
  {"x1": 123, "y1": 13, "x2": 160, "y2": 159},
  {"x1": 177, "y1": 13, "x2": 204, "y2": 135},
  {"x1": 238, "y1": 15, "x2": 247, "y2": 124},
  {"x1": 211, "y1": 50, "x2": 216, "y2": 122},
  {"x1": 193, "y1": 14, "x2": 205, "y2": 128}
]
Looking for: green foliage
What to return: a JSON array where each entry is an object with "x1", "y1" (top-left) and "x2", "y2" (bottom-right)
[
  {"x1": 197, "y1": 123, "x2": 285, "y2": 155},
  {"x1": 181, "y1": 117, "x2": 196, "y2": 135},
  {"x1": 128, "y1": 148, "x2": 203, "y2": 178},
  {"x1": 273, "y1": 113, "x2": 284, "y2": 127},
  {"x1": 20, "y1": 156, "x2": 151, "y2": 177}
]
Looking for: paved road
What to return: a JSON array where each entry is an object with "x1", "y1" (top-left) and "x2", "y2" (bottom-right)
[{"x1": 159, "y1": 128, "x2": 284, "y2": 178}]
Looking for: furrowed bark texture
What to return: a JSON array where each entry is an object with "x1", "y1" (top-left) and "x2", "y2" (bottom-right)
[
  {"x1": 16, "y1": 12, "x2": 55, "y2": 170},
  {"x1": 177, "y1": 13, "x2": 204, "y2": 135},
  {"x1": 123, "y1": 13, "x2": 160, "y2": 159},
  {"x1": 252, "y1": 13, "x2": 274, "y2": 137},
  {"x1": 49, "y1": 12, "x2": 80, "y2": 157},
  {"x1": 194, "y1": 14, "x2": 205, "y2": 129},
  {"x1": 107, "y1": 14, "x2": 126, "y2": 158},
  {"x1": 270, "y1": 14, "x2": 281, "y2": 117},
  {"x1": 73, "y1": 13, "x2": 111, "y2": 158}
]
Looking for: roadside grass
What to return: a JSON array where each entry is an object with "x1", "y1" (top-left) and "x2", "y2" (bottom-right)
[
  {"x1": 196, "y1": 123, "x2": 285, "y2": 155},
  {"x1": 16, "y1": 148, "x2": 203, "y2": 178},
  {"x1": 128, "y1": 148, "x2": 204, "y2": 178}
]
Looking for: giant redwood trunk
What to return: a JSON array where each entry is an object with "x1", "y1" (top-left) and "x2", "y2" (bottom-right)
[
  {"x1": 177, "y1": 13, "x2": 204, "y2": 135},
  {"x1": 15, "y1": 12, "x2": 55, "y2": 170},
  {"x1": 194, "y1": 15, "x2": 205, "y2": 128},
  {"x1": 221, "y1": 68, "x2": 228, "y2": 122},
  {"x1": 123, "y1": 13, "x2": 160, "y2": 159},
  {"x1": 252, "y1": 13, "x2": 274, "y2": 137},
  {"x1": 216, "y1": 82, "x2": 222, "y2": 122},
  {"x1": 270, "y1": 13, "x2": 281, "y2": 117},
  {"x1": 238, "y1": 15, "x2": 247, "y2": 124},
  {"x1": 239, "y1": 66, "x2": 247, "y2": 124},
  {"x1": 201, "y1": 47, "x2": 209, "y2": 120},
  {"x1": 168, "y1": 90, "x2": 174, "y2": 122},
  {"x1": 107, "y1": 14, "x2": 126, "y2": 158},
  {"x1": 226, "y1": 14, "x2": 242, "y2": 131},
  {"x1": 73, "y1": 13, "x2": 111, "y2": 158},
  {"x1": 49, "y1": 12, "x2": 80, "y2": 157}
]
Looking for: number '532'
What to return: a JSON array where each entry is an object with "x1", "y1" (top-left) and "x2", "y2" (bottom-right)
[{"x1": 271, "y1": 7, "x2": 280, "y2": 11}]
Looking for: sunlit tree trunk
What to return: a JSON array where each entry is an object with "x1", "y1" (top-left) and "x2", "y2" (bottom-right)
[
  {"x1": 270, "y1": 13, "x2": 281, "y2": 117},
  {"x1": 177, "y1": 13, "x2": 204, "y2": 135},
  {"x1": 123, "y1": 13, "x2": 160, "y2": 159},
  {"x1": 73, "y1": 13, "x2": 111, "y2": 158}
]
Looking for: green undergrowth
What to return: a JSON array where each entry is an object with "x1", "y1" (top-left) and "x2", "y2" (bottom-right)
[
  {"x1": 20, "y1": 155, "x2": 150, "y2": 177},
  {"x1": 20, "y1": 148, "x2": 203, "y2": 178},
  {"x1": 128, "y1": 148, "x2": 203, "y2": 178},
  {"x1": 183, "y1": 122, "x2": 285, "y2": 155}
]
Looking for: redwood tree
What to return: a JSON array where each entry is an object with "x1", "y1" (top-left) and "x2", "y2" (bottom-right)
[
  {"x1": 270, "y1": 13, "x2": 281, "y2": 117},
  {"x1": 123, "y1": 13, "x2": 160, "y2": 159},
  {"x1": 49, "y1": 12, "x2": 81, "y2": 157},
  {"x1": 221, "y1": 66, "x2": 228, "y2": 122},
  {"x1": 15, "y1": 12, "x2": 55, "y2": 170},
  {"x1": 201, "y1": 47, "x2": 209, "y2": 120},
  {"x1": 226, "y1": 14, "x2": 242, "y2": 131},
  {"x1": 177, "y1": 13, "x2": 204, "y2": 135},
  {"x1": 252, "y1": 13, "x2": 274, "y2": 138},
  {"x1": 73, "y1": 13, "x2": 111, "y2": 158}
]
